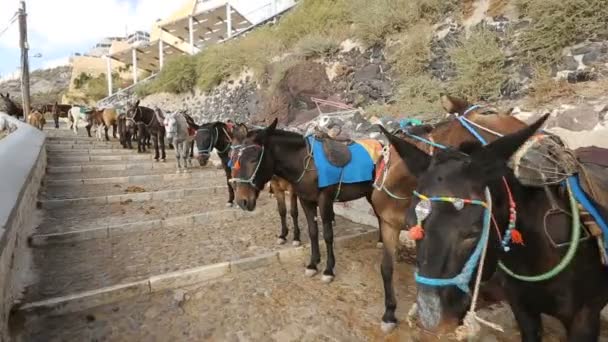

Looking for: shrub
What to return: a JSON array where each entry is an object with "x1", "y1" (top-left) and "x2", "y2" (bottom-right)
[
  {"x1": 350, "y1": 0, "x2": 457, "y2": 45},
  {"x1": 394, "y1": 73, "x2": 445, "y2": 117},
  {"x1": 389, "y1": 21, "x2": 433, "y2": 77},
  {"x1": 449, "y1": 26, "x2": 508, "y2": 101},
  {"x1": 527, "y1": 64, "x2": 575, "y2": 106},
  {"x1": 146, "y1": 55, "x2": 198, "y2": 94},
  {"x1": 294, "y1": 34, "x2": 341, "y2": 58},
  {"x1": 516, "y1": 0, "x2": 608, "y2": 65}
]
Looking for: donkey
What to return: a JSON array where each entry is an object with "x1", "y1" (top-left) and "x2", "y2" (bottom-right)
[
  {"x1": 27, "y1": 110, "x2": 45, "y2": 130},
  {"x1": 370, "y1": 94, "x2": 530, "y2": 333},
  {"x1": 230, "y1": 119, "x2": 383, "y2": 283},
  {"x1": 117, "y1": 114, "x2": 135, "y2": 149},
  {"x1": 0, "y1": 93, "x2": 23, "y2": 119},
  {"x1": 90, "y1": 107, "x2": 118, "y2": 141},
  {"x1": 164, "y1": 110, "x2": 194, "y2": 173},
  {"x1": 50, "y1": 102, "x2": 72, "y2": 129},
  {"x1": 185, "y1": 120, "x2": 235, "y2": 205},
  {"x1": 125, "y1": 100, "x2": 166, "y2": 161},
  {"x1": 384, "y1": 114, "x2": 608, "y2": 341},
  {"x1": 67, "y1": 105, "x2": 94, "y2": 137}
]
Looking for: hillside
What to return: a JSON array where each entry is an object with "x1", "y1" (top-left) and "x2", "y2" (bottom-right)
[
  {"x1": 119, "y1": 0, "x2": 607, "y2": 132},
  {"x1": 0, "y1": 65, "x2": 72, "y2": 106}
]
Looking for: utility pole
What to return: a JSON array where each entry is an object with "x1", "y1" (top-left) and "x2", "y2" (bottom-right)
[{"x1": 18, "y1": 0, "x2": 31, "y2": 120}]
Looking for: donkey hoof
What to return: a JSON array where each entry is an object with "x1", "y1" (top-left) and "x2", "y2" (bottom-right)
[
  {"x1": 276, "y1": 238, "x2": 287, "y2": 245},
  {"x1": 380, "y1": 321, "x2": 397, "y2": 333},
  {"x1": 225, "y1": 202, "x2": 234, "y2": 208},
  {"x1": 321, "y1": 274, "x2": 334, "y2": 284},
  {"x1": 376, "y1": 242, "x2": 384, "y2": 249},
  {"x1": 161, "y1": 159, "x2": 166, "y2": 163},
  {"x1": 304, "y1": 268, "x2": 317, "y2": 277},
  {"x1": 292, "y1": 240, "x2": 301, "y2": 247}
]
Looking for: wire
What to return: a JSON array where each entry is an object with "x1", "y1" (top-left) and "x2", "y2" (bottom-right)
[{"x1": 0, "y1": 12, "x2": 19, "y2": 39}]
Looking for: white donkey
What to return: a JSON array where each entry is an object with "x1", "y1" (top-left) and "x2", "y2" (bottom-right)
[
  {"x1": 164, "y1": 110, "x2": 194, "y2": 173},
  {"x1": 67, "y1": 105, "x2": 93, "y2": 137}
]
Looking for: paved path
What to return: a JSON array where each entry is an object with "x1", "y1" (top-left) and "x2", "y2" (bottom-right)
[{"x1": 11, "y1": 126, "x2": 608, "y2": 341}]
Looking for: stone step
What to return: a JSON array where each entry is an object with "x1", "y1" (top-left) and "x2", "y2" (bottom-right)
[
  {"x1": 15, "y1": 234, "x2": 419, "y2": 342},
  {"x1": 47, "y1": 148, "x2": 136, "y2": 155},
  {"x1": 45, "y1": 166, "x2": 222, "y2": 181},
  {"x1": 41, "y1": 176, "x2": 227, "y2": 200},
  {"x1": 38, "y1": 185, "x2": 227, "y2": 209},
  {"x1": 48, "y1": 158, "x2": 184, "y2": 166},
  {"x1": 50, "y1": 154, "x2": 156, "y2": 163},
  {"x1": 22, "y1": 207, "x2": 374, "y2": 304},
  {"x1": 47, "y1": 161, "x2": 188, "y2": 174},
  {"x1": 35, "y1": 192, "x2": 256, "y2": 236},
  {"x1": 45, "y1": 169, "x2": 222, "y2": 186},
  {"x1": 47, "y1": 145, "x2": 127, "y2": 151}
]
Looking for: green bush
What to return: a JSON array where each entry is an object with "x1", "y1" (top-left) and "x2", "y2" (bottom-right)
[
  {"x1": 389, "y1": 21, "x2": 433, "y2": 77},
  {"x1": 294, "y1": 34, "x2": 341, "y2": 58},
  {"x1": 145, "y1": 55, "x2": 198, "y2": 94},
  {"x1": 449, "y1": 26, "x2": 508, "y2": 101},
  {"x1": 350, "y1": 0, "x2": 456, "y2": 45},
  {"x1": 516, "y1": 0, "x2": 608, "y2": 65},
  {"x1": 394, "y1": 73, "x2": 445, "y2": 116}
]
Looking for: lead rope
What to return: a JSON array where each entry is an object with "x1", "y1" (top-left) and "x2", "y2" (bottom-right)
[
  {"x1": 373, "y1": 146, "x2": 410, "y2": 200},
  {"x1": 455, "y1": 188, "x2": 504, "y2": 341}
]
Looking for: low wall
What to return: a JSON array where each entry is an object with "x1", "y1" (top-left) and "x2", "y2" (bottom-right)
[{"x1": 0, "y1": 114, "x2": 46, "y2": 341}]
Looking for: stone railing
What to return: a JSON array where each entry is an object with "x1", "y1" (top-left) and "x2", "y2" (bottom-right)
[{"x1": 0, "y1": 114, "x2": 46, "y2": 340}]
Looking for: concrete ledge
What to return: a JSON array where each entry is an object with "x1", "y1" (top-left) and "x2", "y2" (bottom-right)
[
  {"x1": 18, "y1": 281, "x2": 150, "y2": 316},
  {"x1": 149, "y1": 262, "x2": 230, "y2": 292},
  {"x1": 0, "y1": 114, "x2": 46, "y2": 340},
  {"x1": 18, "y1": 229, "x2": 375, "y2": 315},
  {"x1": 47, "y1": 161, "x2": 180, "y2": 174},
  {"x1": 29, "y1": 209, "x2": 255, "y2": 246},
  {"x1": 38, "y1": 186, "x2": 227, "y2": 208}
]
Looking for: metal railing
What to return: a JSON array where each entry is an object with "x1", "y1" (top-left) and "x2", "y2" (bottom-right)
[{"x1": 96, "y1": 72, "x2": 157, "y2": 107}]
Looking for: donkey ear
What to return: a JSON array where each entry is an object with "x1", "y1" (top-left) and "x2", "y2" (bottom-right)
[
  {"x1": 267, "y1": 118, "x2": 278, "y2": 135},
  {"x1": 440, "y1": 93, "x2": 469, "y2": 114},
  {"x1": 134, "y1": 100, "x2": 140, "y2": 108},
  {"x1": 470, "y1": 113, "x2": 550, "y2": 180},
  {"x1": 233, "y1": 124, "x2": 248, "y2": 140},
  {"x1": 378, "y1": 125, "x2": 431, "y2": 177}
]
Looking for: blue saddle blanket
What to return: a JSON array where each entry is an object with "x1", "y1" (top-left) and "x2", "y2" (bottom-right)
[
  {"x1": 568, "y1": 175, "x2": 608, "y2": 256},
  {"x1": 307, "y1": 136, "x2": 375, "y2": 188}
]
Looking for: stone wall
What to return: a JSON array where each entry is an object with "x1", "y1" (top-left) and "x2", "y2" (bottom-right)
[{"x1": 0, "y1": 114, "x2": 46, "y2": 341}]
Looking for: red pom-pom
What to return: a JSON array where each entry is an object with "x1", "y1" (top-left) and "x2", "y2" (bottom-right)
[
  {"x1": 409, "y1": 225, "x2": 425, "y2": 241},
  {"x1": 233, "y1": 160, "x2": 241, "y2": 171},
  {"x1": 511, "y1": 229, "x2": 524, "y2": 245}
]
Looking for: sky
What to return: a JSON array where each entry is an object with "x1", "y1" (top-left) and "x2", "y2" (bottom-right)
[{"x1": 0, "y1": 0, "x2": 185, "y2": 80}]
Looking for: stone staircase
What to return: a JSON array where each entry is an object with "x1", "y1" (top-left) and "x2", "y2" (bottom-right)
[{"x1": 8, "y1": 125, "x2": 587, "y2": 341}]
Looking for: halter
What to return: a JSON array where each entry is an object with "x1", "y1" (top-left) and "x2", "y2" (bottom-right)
[
  {"x1": 197, "y1": 126, "x2": 231, "y2": 155},
  {"x1": 229, "y1": 144, "x2": 265, "y2": 190},
  {"x1": 412, "y1": 188, "x2": 492, "y2": 293}
]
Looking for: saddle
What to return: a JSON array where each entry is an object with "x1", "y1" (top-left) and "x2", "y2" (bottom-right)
[
  {"x1": 314, "y1": 132, "x2": 353, "y2": 167},
  {"x1": 576, "y1": 146, "x2": 608, "y2": 211}
]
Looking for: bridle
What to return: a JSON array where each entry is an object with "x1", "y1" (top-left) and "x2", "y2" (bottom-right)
[
  {"x1": 229, "y1": 144, "x2": 265, "y2": 190},
  {"x1": 197, "y1": 126, "x2": 231, "y2": 156}
]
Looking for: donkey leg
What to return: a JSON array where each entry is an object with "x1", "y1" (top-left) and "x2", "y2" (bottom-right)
[
  {"x1": 153, "y1": 135, "x2": 160, "y2": 161},
  {"x1": 86, "y1": 124, "x2": 92, "y2": 138},
  {"x1": 300, "y1": 199, "x2": 320, "y2": 276},
  {"x1": 366, "y1": 194, "x2": 383, "y2": 248},
  {"x1": 290, "y1": 191, "x2": 301, "y2": 246},
  {"x1": 112, "y1": 124, "x2": 117, "y2": 139},
  {"x1": 507, "y1": 293, "x2": 543, "y2": 342},
  {"x1": 175, "y1": 143, "x2": 182, "y2": 173},
  {"x1": 318, "y1": 194, "x2": 336, "y2": 283},
  {"x1": 380, "y1": 222, "x2": 400, "y2": 332},
  {"x1": 223, "y1": 166, "x2": 235, "y2": 206},
  {"x1": 274, "y1": 188, "x2": 289, "y2": 245},
  {"x1": 160, "y1": 132, "x2": 166, "y2": 161},
  {"x1": 105, "y1": 125, "x2": 110, "y2": 141},
  {"x1": 566, "y1": 307, "x2": 600, "y2": 342}
]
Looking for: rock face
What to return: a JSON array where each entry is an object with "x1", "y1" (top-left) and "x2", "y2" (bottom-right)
[{"x1": 0, "y1": 66, "x2": 72, "y2": 105}]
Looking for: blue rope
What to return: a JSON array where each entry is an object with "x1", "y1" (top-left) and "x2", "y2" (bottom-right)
[
  {"x1": 457, "y1": 116, "x2": 488, "y2": 145},
  {"x1": 463, "y1": 104, "x2": 481, "y2": 116},
  {"x1": 568, "y1": 174, "x2": 608, "y2": 249},
  {"x1": 404, "y1": 132, "x2": 448, "y2": 150},
  {"x1": 414, "y1": 191, "x2": 492, "y2": 293}
]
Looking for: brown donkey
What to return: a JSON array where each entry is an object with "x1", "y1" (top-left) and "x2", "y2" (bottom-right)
[{"x1": 373, "y1": 94, "x2": 529, "y2": 332}]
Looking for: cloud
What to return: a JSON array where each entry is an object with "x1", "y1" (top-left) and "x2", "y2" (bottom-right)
[{"x1": 0, "y1": 0, "x2": 184, "y2": 73}]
